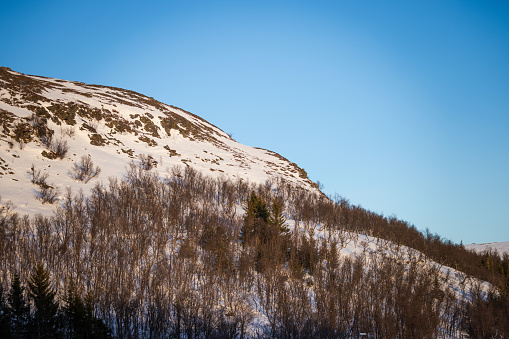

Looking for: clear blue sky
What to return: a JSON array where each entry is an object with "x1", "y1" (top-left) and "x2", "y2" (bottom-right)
[{"x1": 2, "y1": 0, "x2": 508, "y2": 244}]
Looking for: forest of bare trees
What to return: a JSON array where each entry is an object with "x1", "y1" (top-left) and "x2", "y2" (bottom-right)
[{"x1": 0, "y1": 163, "x2": 508, "y2": 338}]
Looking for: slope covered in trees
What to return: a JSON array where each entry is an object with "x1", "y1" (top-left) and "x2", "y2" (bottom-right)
[{"x1": 0, "y1": 163, "x2": 508, "y2": 338}]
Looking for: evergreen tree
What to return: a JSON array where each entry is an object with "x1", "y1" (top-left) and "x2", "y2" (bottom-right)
[
  {"x1": 7, "y1": 273, "x2": 30, "y2": 338},
  {"x1": 246, "y1": 192, "x2": 270, "y2": 223},
  {"x1": 63, "y1": 284, "x2": 110, "y2": 339},
  {"x1": 242, "y1": 192, "x2": 291, "y2": 273},
  {"x1": 242, "y1": 192, "x2": 270, "y2": 245},
  {"x1": 242, "y1": 192, "x2": 290, "y2": 246},
  {"x1": 63, "y1": 283, "x2": 86, "y2": 338},
  {"x1": 270, "y1": 199, "x2": 289, "y2": 234},
  {"x1": 83, "y1": 291, "x2": 111, "y2": 338},
  {"x1": 28, "y1": 264, "x2": 60, "y2": 338},
  {"x1": 0, "y1": 285, "x2": 12, "y2": 338}
]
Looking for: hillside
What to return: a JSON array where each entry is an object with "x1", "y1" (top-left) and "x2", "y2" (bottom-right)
[
  {"x1": 466, "y1": 242, "x2": 509, "y2": 256},
  {"x1": 0, "y1": 67, "x2": 317, "y2": 217},
  {"x1": 1, "y1": 68, "x2": 508, "y2": 338}
]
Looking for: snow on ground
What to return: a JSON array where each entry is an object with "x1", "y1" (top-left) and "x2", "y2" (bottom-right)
[
  {"x1": 465, "y1": 241, "x2": 509, "y2": 255},
  {"x1": 0, "y1": 69, "x2": 495, "y2": 331},
  {"x1": 0, "y1": 68, "x2": 319, "y2": 217},
  {"x1": 285, "y1": 219, "x2": 493, "y2": 304}
]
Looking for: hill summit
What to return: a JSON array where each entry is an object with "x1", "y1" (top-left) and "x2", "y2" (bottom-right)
[{"x1": 0, "y1": 67, "x2": 318, "y2": 215}]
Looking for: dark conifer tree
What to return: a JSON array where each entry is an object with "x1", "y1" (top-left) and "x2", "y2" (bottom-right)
[
  {"x1": 242, "y1": 192, "x2": 290, "y2": 245},
  {"x1": 269, "y1": 199, "x2": 289, "y2": 234},
  {"x1": 242, "y1": 192, "x2": 270, "y2": 245},
  {"x1": 63, "y1": 283, "x2": 87, "y2": 338},
  {"x1": 63, "y1": 285, "x2": 110, "y2": 339},
  {"x1": 6, "y1": 273, "x2": 30, "y2": 338},
  {"x1": 0, "y1": 285, "x2": 12, "y2": 338},
  {"x1": 28, "y1": 264, "x2": 61, "y2": 339},
  {"x1": 83, "y1": 291, "x2": 111, "y2": 339}
]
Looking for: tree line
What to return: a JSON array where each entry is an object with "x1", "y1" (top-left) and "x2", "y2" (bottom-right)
[{"x1": 0, "y1": 163, "x2": 508, "y2": 337}]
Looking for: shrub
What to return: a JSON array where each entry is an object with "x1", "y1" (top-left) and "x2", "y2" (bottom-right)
[
  {"x1": 29, "y1": 114, "x2": 54, "y2": 147},
  {"x1": 138, "y1": 154, "x2": 157, "y2": 171},
  {"x1": 40, "y1": 133, "x2": 53, "y2": 149},
  {"x1": 70, "y1": 155, "x2": 101, "y2": 183},
  {"x1": 35, "y1": 183, "x2": 60, "y2": 204},
  {"x1": 50, "y1": 139, "x2": 69, "y2": 159},
  {"x1": 61, "y1": 125, "x2": 75, "y2": 138},
  {"x1": 28, "y1": 164, "x2": 59, "y2": 203},
  {"x1": 27, "y1": 164, "x2": 49, "y2": 186}
]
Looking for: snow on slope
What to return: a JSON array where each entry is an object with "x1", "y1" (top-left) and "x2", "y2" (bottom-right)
[
  {"x1": 465, "y1": 242, "x2": 509, "y2": 255},
  {"x1": 0, "y1": 67, "x2": 319, "y2": 217},
  {"x1": 0, "y1": 68, "x2": 497, "y2": 337},
  {"x1": 0, "y1": 67, "x2": 494, "y2": 292}
]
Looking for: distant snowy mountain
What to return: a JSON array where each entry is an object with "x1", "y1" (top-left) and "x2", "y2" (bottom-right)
[
  {"x1": 0, "y1": 67, "x2": 318, "y2": 216},
  {"x1": 465, "y1": 241, "x2": 509, "y2": 255}
]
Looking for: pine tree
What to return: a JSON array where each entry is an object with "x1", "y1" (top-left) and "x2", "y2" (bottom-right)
[
  {"x1": 63, "y1": 284, "x2": 110, "y2": 339},
  {"x1": 84, "y1": 291, "x2": 111, "y2": 339},
  {"x1": 28, "y1": 264, "x2": 60, "y2": 338},
  {"x1": 0, "y1": 285, "x2": 12, "y2": 338},
  {"x1": 7, "y1": 273, "x2": 30, "y2": 338},
  {"x1": 241, "y1": 192, "x2": 270, "y2": 245},
  {"x1": 246, "y1": 192, "x2": 270, "y2": 223},
  {"x1": 269, "y1": 199, "x2": 289, "y2": 234},
  {"x1": 63, "y1": 283, "x2": 86, "y2": 338},
  {"x1": 242, "y1": 192, "x2": 291, "y2": 245}
]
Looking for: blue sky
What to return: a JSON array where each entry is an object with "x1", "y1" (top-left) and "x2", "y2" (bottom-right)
[{"x1": 2, "y1": 0, "x2": 508, "y2": 244}]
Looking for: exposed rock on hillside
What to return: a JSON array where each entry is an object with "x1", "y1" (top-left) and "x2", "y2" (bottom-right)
[{"x1": 0, "y1": 67, "x2": 318, "y2": 215}]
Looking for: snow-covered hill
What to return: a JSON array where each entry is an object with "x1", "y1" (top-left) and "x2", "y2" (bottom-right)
[
  {"x1": 0, "y1": 67, "x2": 318, "y2": 216},
  {"x1": 465, "y1": 241, "x2": 509, "y2": 255},
  {"x1": 1, "y1": 67, "x2": 505, "y2": 338}
]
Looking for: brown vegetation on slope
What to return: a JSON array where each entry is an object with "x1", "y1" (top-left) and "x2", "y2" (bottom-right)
[{"x1": 0, "y1": 164, "x2": 507, "y2": 337}]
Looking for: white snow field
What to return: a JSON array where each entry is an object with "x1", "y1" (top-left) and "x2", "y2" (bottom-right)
[{"x1": 465, "y1": 241, "x2": 509, "y2": 255}]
